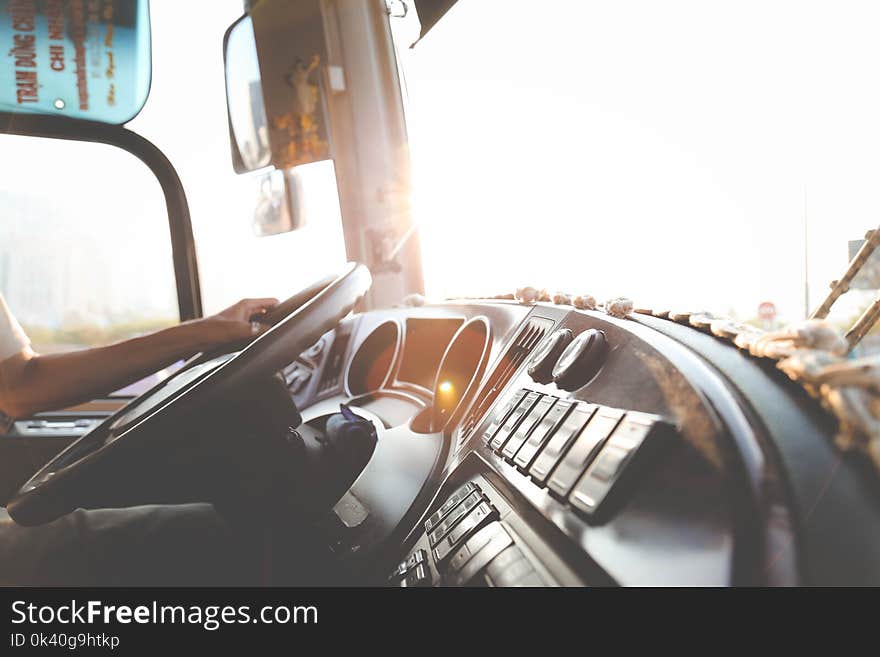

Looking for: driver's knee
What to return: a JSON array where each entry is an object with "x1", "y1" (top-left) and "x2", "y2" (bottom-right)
[
  {"x1": 0, "y1": 504, "x2": 262, "y2": 586},
  {"x1": 0, "y1": 506, "x2": 92, "y2": 586}
]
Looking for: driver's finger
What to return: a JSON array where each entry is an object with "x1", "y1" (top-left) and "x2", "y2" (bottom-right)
[
  {"x1": 245, "y1": 298, "x2": 280, "y2": 322},
  {"x1": 244, "y1": 297, "x2": 280, "y2": 311}
]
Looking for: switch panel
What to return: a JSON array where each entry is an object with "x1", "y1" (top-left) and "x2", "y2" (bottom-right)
[
  {"x1": 481, "y1": 389, "x2": 673, "y2": 529},
  {"x1": 485, "y1": 546, "x2": 544, "y2": 587},
  {"x1": 489, "y1": 391, "x2": 541, "y2": 451},
  {"x1": 500, "y1": 395, "x2": 556, "y2": 460},
  {"x1": 394, "y1": 476, "x2": 593, "y2": 587},
  {"x1": 428, "y1": 491, "x2": 483, "y2": 547},
  {"x1": 400, "y1": 562, "x2": 431, "y2": 587},
  {"x1": 568, "y1": 412, "x2": 668, "y2": 518},
  {"x1": 432, "y1": 501, "x2": 498, "y2": 563},
  {"x1": 482, "y1": 389, "x2": 528, "y2": 445},
  {"x1": 547, "y1": 406, "x2": 624, "y2": 498},
  {"x1": 528, "y1": 403, "x2": 596, "y2": 484},
  {"x1": 424, "y1": 482, "x2": 478, "y2": 534},
  {"x1": 448, "y1": 523, "x2": 513, "y2": 586},
  {"x1": 513, "y1": 400, "x2": 573, "y2": 471}
]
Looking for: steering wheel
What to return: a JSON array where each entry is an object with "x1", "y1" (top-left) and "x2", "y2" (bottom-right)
[{"x1": 7, "y1": 263, "x2": 372, "y2": 526}]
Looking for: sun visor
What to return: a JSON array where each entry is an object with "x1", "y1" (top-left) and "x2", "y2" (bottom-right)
[{"x1": 411, "y1": 0, "x2": 458, "y2": 46}]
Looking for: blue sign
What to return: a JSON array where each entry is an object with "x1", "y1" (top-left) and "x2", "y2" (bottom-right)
[{"x1": 0, "y1": 0, "x2": 151, "y2": 124}]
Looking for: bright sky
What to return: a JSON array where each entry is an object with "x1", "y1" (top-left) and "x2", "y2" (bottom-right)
[
  {"x1": 404, "y1": 0, "x2": 880, "y2": 324},
  {"x1": 2, "y1": 0, "x2": 346, "y2": 332},
  {"x1": 4, "y1": 0, "x2": 880, "y2": 334},
  {"x1": 129, "y1": 0, "x2": 347, "y2": 313}
]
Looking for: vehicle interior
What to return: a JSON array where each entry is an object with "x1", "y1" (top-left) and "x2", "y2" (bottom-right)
[{"x1": 2, "y1": 0, "x2": 880, "y2": 587}]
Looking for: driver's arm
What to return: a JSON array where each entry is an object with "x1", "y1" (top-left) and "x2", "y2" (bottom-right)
[{"x1": 0, "y1": 297, "x2": 278, "y2": 419}]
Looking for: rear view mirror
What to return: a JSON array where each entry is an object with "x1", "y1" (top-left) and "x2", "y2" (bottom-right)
[
  {"x1": 223, "y1": 15, "x2": 270, "y2": 171},
  {"x1": 224, "y1": 0, "x2": 331, "y2": 174},
  {"x1": 0, "y1": 0, "x2": 152, "y2": 124},
  {"x1": 253, "y1": 167, "x2": 306, "y2": 237}
]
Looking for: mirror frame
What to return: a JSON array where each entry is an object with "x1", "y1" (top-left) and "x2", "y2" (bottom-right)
[{"x1": 222, "y1": 14, "x2": 256, "y2": 175}]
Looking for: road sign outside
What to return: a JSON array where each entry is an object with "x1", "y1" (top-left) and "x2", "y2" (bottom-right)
[{"x1": 758, "y1": 301, "x2": 777, "y2": 322}]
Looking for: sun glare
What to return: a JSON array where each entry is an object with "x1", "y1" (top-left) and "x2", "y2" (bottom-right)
[{"x1": 402, "y1": 0, "x2": 880, "y2": 325}]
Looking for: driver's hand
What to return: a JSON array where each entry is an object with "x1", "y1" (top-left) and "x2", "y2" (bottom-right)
[{"x1": 196, "y1": 298, "x2": 280, "y2": 346}]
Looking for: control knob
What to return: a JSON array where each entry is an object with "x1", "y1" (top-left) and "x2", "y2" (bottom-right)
[
  {"x1": 551, "y1": 329, "x2": 608, "y2": 391},
  {"x1": 527, "y1": 328, "x2": 573, "y2": 384}
]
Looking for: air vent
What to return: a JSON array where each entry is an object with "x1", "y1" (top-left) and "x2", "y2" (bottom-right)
[
  {"x1": 318, "y1": 329, "x2": 352, "y2": 394},
  {"x1": 459, "y1": 316, "x2": 554, "y2": 441}
]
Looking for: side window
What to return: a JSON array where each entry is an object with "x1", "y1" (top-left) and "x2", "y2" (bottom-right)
[{"x1": 0, "y1": 135, "x2": 178, "y2": 379}]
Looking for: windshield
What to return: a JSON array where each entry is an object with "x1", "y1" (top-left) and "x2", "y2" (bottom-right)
[
  {"x1": 2, "y1": 2, "x2": 346, "y2": 325},
  {"x1": 130, "y1": 1, "x2": 347, "y2": 313},
  {"x1": 397, "y1": 0, "x2": 880, "y2": 328},
  {"x1": 0, "y1": 1, "x2": 347, "y2": 396},
  {"x1": 0, "y1": 137, "x2": 177, "y2": 353}
]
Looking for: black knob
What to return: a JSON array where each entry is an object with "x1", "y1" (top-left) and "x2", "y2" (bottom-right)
[
  {"x1": 551, "y1": 329, "x2": 608, "y2": 391},
  {"x1": 528, "y1": 328, "x2": 573, "y2": 384}
]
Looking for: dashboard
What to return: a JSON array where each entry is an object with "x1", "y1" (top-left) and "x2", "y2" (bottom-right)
[{"x1": 278, "y1": 299, "x2": 880, "y2": 586}]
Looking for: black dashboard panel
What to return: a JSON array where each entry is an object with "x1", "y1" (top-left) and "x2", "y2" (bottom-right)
[{"x1": 281, "y1": 300, "x2": 880, "y2": 586}]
